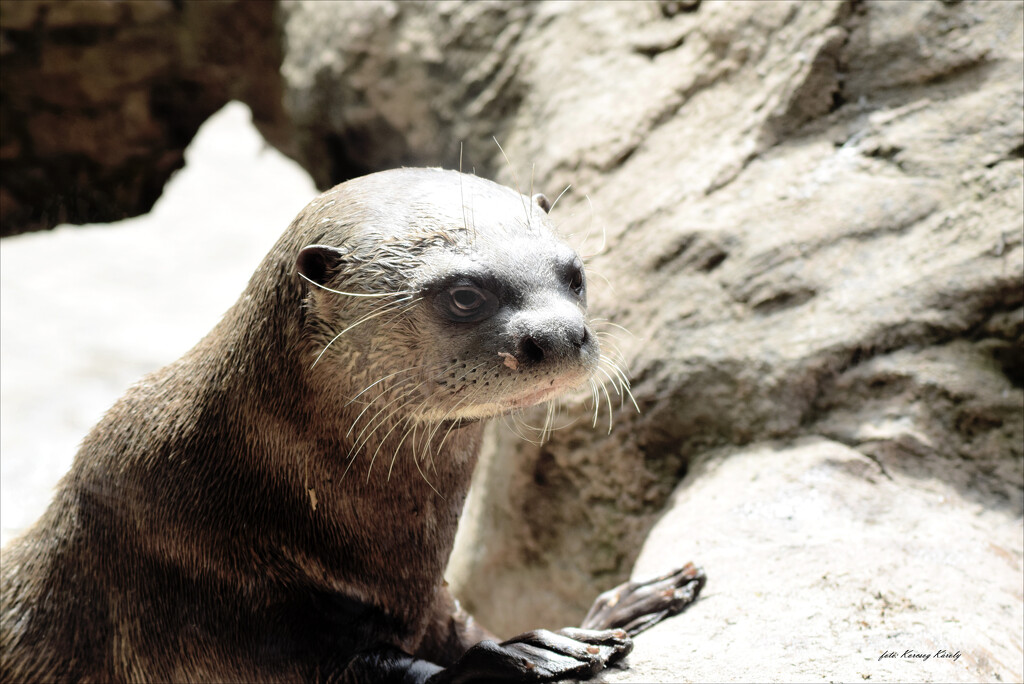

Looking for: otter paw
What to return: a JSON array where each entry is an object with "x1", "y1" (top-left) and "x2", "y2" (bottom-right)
[
  {"x1": 580, "y1": 562, "x2": 706, "y2": 637},
  {"x1": 427, "y1": 627, "x2": 632, "y2": 683}
]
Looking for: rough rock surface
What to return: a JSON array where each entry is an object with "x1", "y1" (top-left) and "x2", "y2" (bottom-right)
[
  {"x1": 0, "y1": 0, "x2": 287, "y2": 235},
  {"x1": 277, "y1": 0, "x2": 1024, "y2": 680},
  {"x1": 277, "y1": 0, "x2": 542, "y2": 187},
  {"x1": 599, "y1": 439, "x2": 1023, "y2": 683},
  {"x1": 415, "y1": 0, "x2": 1024, "y2": 632}
]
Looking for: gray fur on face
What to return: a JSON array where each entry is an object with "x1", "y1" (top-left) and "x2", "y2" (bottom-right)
[{"x1": 299, "y1": 168, "x2": 599, "y2": 424}]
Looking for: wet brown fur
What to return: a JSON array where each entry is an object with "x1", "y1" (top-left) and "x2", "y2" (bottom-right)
[{"x1": 0, "y1": 169, "x2": 589, "y2": 681}]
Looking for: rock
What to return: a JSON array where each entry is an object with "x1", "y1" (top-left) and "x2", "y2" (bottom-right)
[
  {"x1": 435, "y1": 2, "x2": 1023, "y2": 674},
  {"x1": 277, "y1": 0, "x2": 539, "y2": 187},
  {"x1": 0, "y1": 0, "x2": 288, "y2": 235},
  {"x1": 598, "y1": 438, "x2": 1022, "y2": 682}
]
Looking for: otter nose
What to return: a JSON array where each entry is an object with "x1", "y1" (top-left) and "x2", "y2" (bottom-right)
[{"x1": 516, "y1": 320, "x2": 590, "y2": 366}]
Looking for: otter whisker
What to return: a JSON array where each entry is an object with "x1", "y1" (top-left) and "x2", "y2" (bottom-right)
[
  {"x1": 341, "y1": 398, "x2": 405, "y2": 483},
  {"x1": 493, "y1": 136, "x2": 531, "y2": 230},
  {"x1": 313, "y1": 296, "x2": 416, "y2": 368},
  {"x1": 594, "y1": 341, "x2": 630, "y2": 371},
  {"x1": 346, "y1": 387, "x2": 426, "y2": 483},
  {"x1": 578, "y1": 194, "x2": 608, "y2": 261},
  {"x1": 601, "y1": 357, "x2": 629, "y2": 383},
  {"x1": 367, "y1": 398, "x2": 426, "y2": 482},
  {"x1": 435, "y1": 407, "x2": 471, "y2": 458},
  {"x1": 594, "y1": 338, "x2": 628, "y2": 370},
  {"x1": 537, "y1": 402, "x2": 550, "y2": 443},
  {"x1": 413, "y1": 445, "x2": 443, "y2": 500},
  {"x1": 350, "y1": 381, "x2": 425, "y2": 450},
  {"x1": 584, "y1": 268, "x2": 614, "y2": 292},
  {"x1": 347, "y1": 383, "x2": 421, "y2": 457},
  {"x1": 594, "y1": 364, "x2": 622, "y2": 399},
  {"x1": 590, "y1": 327, "x2": 635, "y2": 405},
  {"x1": 553, "y1": 394, "x2": 593, "y2": 434},
  {"x1": 387, "y1": 417, "x2": 419, "y2": 482},
  {"x1": 592, "y1": 319, "x2": 635, "y2": 337},
  {"x1": 501, "y1": 412, "x2": 543, "y2": 445},
  {"x1": 538, "y1": 398, "x2": 559, "y2": 442},
  {"x1": 588, "y1": 377, "x2": 601, "y2": 428},
  {"x1": 436, "y1": 391, "x2": 478, "y2": 447},
  {"x1": 621, "y1": 382, "x2": 639, "y2": 414},
  {"x1": 602, "y1": 364, "x2": 629, "y2": 411},
  {"x1": 542, "y1": 399, "x2": 556, "y2": 442},
  {"x1": 405, "y1": 408, "x2": 433, "y2": 469},
  {"x1": 499, "y1": 392, "x2": 565, "y2": 444},
  {"x1": 424, "y1": 357, "x2": 490, "y2": 450},
  {"x1": 399, "y1": 413, "x2": 447, "y2": 494},
  {"x1": 592, "y1": 327, "x2": 627, "y2": 346},
  {"x1": 595, "y1": 373, "x2": 615, "y2": 434},
  {"x1": 300, "y1": 272, "x2": 414, "y2": 298},
  {"x1": 549, "y1": 184, "x2": 572, "y2": 214},
  {"x1": 367, "y1": 297, "x2": 425, "y2": 353},
  {"x1": 601, "y1": 356, "x2": 639, "y2": 413},
  {"x1": 339, "y1": 443, "x2": 361, "y2": 483},
  {"x1": 346, "y1": 364, "x2": 425, "y2": 407},
  {"x1": 408, "y1": 421, "x2": 421, "y2": 470},
  {"x1": 378, "y1": 295, "x2": 423, "y2": 327},
  {"x1": 458, "y1": 144, "x2": 477, "y2": 244},
  {"x1": 347, "y1": 380, "x2": 404, "y2": 439},
  {"x1": 593, "y1": 364, "x2": 626, "y2": 423},
  {"x1": 511, "y1": 402, "x2": 561, "y2": 444}
]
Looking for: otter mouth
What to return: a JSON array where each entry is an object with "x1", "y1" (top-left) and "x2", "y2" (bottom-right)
[
  {"x1": 503, "y1": 385, "x2": 566, "y2": 410},
  {"x1": 422, "y1": 364, "x2": 595, "y2": 423},
  {"x1": 437, "y1": 417, "x2": 480, "y2": 430}
]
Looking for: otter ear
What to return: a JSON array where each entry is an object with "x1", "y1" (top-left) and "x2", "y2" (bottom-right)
[
  {"x1": 532, "y1": 193, "x2": 552, "y2": 214},
  {"x1": 296, "y1": 244, "x2": 350, "y2": 286}
]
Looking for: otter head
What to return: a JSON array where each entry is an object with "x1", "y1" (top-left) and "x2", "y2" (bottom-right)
[{"x1": 295, "y1": 168, "x2": 600, "y2": 427}]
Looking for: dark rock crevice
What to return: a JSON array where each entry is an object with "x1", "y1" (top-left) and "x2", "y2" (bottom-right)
[{"x1": 0, "y1": 0, "x2": 289, "y2": 236}]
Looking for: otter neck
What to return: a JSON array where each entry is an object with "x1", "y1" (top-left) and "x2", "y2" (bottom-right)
[{"x1": 205, "y1": 265, "x2": 486, "y2": 618}]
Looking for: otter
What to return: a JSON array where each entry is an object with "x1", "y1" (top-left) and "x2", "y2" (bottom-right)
[{"x1": 0, "y1": 168, "x2": 704, "y2": 682}]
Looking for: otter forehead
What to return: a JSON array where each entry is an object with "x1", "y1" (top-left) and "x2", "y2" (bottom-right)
[
  {"x1": 313, "y1": 168, "x2": 579, "y2": 295},
  {"x1": 323, "y1": 168, "x2": 554, "y2": 242}
]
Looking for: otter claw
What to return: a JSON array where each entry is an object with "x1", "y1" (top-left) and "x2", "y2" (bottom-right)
[
  {"x1": 428, "y1": 627, "x2": 632, "y2": 683},
  {"x1": 580, "y1": 562, "x2": 706, "y2": 637}
]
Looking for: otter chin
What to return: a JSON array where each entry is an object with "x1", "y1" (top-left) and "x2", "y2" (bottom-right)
[{"x1": 1, "y1": 168, "x2": 704, "y2": 683}]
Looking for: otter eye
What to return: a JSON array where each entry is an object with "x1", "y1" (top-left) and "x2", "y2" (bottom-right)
[
  {"x1": 567, "y1": 258, "x2": 585, "y2": 297},
  {"x1": 451, "y1": 287, "x2": 483, "y2": 311},
  {"x1": 440, "y1": 285, "x2": 498, "y2": 323}
]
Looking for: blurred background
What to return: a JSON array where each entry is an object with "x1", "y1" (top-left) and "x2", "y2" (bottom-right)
[{"x1": 1, "y1": 2, "x2": 1021, "y2": 681}]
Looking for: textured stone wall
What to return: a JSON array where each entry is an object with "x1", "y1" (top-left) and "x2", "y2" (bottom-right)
[{"x1": 0, "y1": 0, "x2": 287, "y2": 235}]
